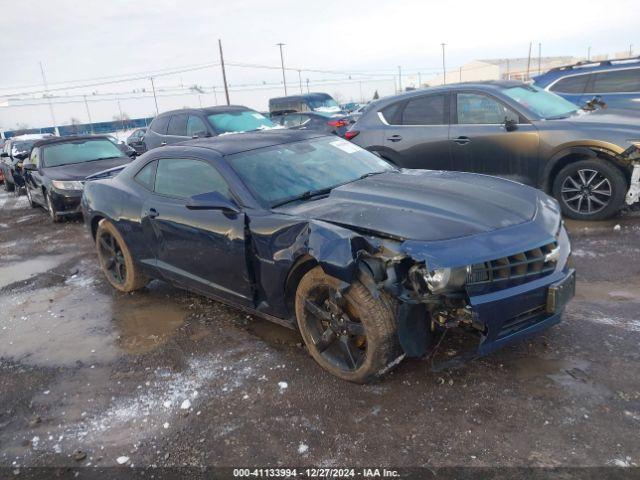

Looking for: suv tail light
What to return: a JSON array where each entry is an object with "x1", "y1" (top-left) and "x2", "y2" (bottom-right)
[
  {"x1": 344, "y1": 130, "x2": 359, "y2": 141},
  {"x1": 327, "y1": 119, "x2": 348, "y2": 128}
]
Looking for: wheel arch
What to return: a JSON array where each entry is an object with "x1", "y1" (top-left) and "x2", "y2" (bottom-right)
[
  {"x1": 540, "y1": 145, "x2": 631, "y2": 193},
  {"x1": 284, "y1": 254, "x2": 319, "y2": 319}
]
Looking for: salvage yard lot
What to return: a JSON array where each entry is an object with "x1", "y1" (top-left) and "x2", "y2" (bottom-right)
[{"x1": 1, "y1": 189, "x2": 640, "y2": 468}]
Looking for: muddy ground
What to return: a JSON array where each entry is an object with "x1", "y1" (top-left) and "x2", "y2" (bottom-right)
[{"x1": 1, "y1": 188, "x2": 639, "y2": 473}]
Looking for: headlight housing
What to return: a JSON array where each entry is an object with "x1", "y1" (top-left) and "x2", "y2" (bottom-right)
[
  {"x1": 51, "y1": 180, "x2": 84, "y2": 191},
  {"x1": 424, "y1": 266, "x2": 470, "y2": 294}
]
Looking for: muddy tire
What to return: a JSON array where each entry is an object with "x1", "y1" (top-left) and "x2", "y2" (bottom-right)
[
  {"x1": 553, "y1": 159, "x2": 627, "y2": 221},
  {"x1": 45, "y1": 191, "x2": 62, "y2": 223},
  {"x1": 96, "y1": 219, "x2": 149, "y2": 292},
  {"x1": 295, "y1": 266, "x2": 401, "y2": 383}
]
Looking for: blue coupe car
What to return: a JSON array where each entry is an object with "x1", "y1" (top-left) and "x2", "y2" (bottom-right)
[{"x1": 82, "y1": 130, "x2": 575, "y2": 383}]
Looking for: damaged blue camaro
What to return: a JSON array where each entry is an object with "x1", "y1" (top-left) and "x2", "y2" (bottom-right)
[{"x1": 82, "y1": 130, "x2": 575, "y2": 383}]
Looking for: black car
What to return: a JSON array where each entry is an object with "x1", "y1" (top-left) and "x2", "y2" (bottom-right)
[
  {"x1": 348, "y1": 81, "x2": 640, "y2": 220},
  {"x1": 82, "y1": 130, "x2": 574, "y2": 383},
  {"x1": 126, "y1": 128, "x2": 147, "y2": 154},
  {"x1": 23, "y1": 136, "x2": 132, "y2": 222},
  {"x1": 143, "y1": 106, "x2": 275, "y2": 151},
  {"x1": 1, "y1": 135, "x2": 54, "y2": 193},
  {"x1": 271, "y1": 111, "x2": 350, "y2": 137}
]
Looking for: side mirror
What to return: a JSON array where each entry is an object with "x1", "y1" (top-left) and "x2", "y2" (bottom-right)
[
  {"x1": 186, "y1": 191, "x2": 240, "y2": 213},
  {"x1": 23, "y1": 163, "x2": 38, "y2": 171},
  {"x1": 191, "y1": 130, "x2": 209, "y2": 139},
  {"x1": 504, "y1": 118, "x2": 518, "y2": 132}
]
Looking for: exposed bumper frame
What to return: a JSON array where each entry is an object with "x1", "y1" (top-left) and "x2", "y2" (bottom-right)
[{"x1": 626, "y1": 162, "x2": 640, "y2": 206}]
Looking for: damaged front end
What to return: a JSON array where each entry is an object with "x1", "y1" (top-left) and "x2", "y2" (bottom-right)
[
  {"x1": 351, "y1": 203, "x2": 575, "y2": 362},
  {"x1": 620, "y1": 143, "x2": 640, "y2": 206}
]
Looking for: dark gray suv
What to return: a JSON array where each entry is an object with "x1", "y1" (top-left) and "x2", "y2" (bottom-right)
[
  {"x1": 347, "y1": 81, "x2": 640, "y2": 220},
  {"x1": 144, "y1": 106, "x2": 275, "y2": 151}
]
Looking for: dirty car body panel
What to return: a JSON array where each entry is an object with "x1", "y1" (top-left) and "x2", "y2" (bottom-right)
[{"x1": 82, "y1": 130, "x2": 574, "y2": 373}]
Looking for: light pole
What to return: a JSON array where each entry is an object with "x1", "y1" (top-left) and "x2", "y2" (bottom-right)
[
  {"x1": 441, "y1": 43, "x2": 446, "y2": 85},
  {"x1": 587, "y1": 46, "x2": 591, "y2": 61},
  {"x1": 150, "y1": 77, "x2": 159, "y2": 115},
  {"x1": 276, "y1": 43, "x2": 287, "y2": 95}
]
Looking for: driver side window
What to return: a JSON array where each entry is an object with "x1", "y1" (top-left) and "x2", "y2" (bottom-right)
[
  {"x1": 154, "y1": 158, "x2": 230, "y2": 200},
  {"x1": 186, "y1": 116, "x2": 208, "y2": 137},
  {"x1": 457, "y1": 93, "x2": 519, "y2": 124}
]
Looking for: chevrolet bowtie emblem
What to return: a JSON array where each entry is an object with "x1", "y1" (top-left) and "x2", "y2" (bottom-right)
[{"x1": 545, "y1": 246, "x2": 560, "y2": 263}]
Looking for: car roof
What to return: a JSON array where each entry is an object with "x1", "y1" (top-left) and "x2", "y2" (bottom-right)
[
  {"x1": 175, "y1": 129, "x2": 327, "y2": 156},
  {"x1": 32, "y1": 135, "x2": 111, "y2": 148},
  {"x1": 533, "y1": 56, "x2": 640, "y2": 85},
  {"x1": 373, "y1": 80, "x2": 525, "y2": 104},
  {"x1": 156, "y1": 105, "x2": 252, "y2": 117},
  {"x1": 269, "y1": 92, "x2": 333, "y2": 102}
]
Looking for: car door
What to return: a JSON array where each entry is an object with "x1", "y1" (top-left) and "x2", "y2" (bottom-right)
[
  {"x1": 164, "y1": 114, "x2": 190, "y2": 145},
  {"x1": 142, "y1": 156, "x2": 253, "y2": 304},
  {"x1": 145, "y1": 116, "x2": 170, "y2": 150},
  {"x1": 381, "y1": 93, "x2": 451, "y2": 170},
  {"x1": 449, "y1": 91, "x2": 540, "y2": 185}
]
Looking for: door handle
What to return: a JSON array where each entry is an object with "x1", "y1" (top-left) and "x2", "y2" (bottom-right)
[
  {"x1": 387, "y1": 134, "x2": 403, "y2": 142},
  {"x1": 148, "y1": 208, "x2": 159, "y2": 219},
  {"x1": 453, "y1": 136, "x2": 471, "y2": 145},
  {"x1": 160, "y1": 142, "x2": 167, "y2": 146}
]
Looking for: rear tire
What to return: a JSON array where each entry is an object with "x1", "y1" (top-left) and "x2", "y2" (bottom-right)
[
  {"x1": 552, "y1": 158, "x2": 627, "y2": 221},
  {"x1": 295, "y1": 266, "x2": 401, "y2": 383},
  {"x1": 96, "y1": 219, "x2": 149, "y2": 292}
]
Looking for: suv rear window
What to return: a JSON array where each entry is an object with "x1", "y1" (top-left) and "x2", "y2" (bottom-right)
[
  {"x1": 150, "y1": 115, "x2": 170, "y2": 134},
  {"x1": 402, "y1": 95, "x2": 446, "y2": 125},
  {"x1": 591, "y1": 68, "x2": 640, "y2": 93}
]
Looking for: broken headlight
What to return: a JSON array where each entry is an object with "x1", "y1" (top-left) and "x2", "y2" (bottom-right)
[{"x1": 424, "y1": 266, "x2": 470, "y2": 294}]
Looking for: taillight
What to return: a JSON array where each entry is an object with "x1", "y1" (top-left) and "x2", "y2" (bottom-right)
[
  {"x1": 327, "y1": 119, "x2": 348, "y2": 128},
  {"x1": 344, "y1": 130, "x2": 359, "y2": 141}
]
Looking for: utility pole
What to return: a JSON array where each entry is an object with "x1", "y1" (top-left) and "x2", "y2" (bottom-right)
[
  {"x1": 587, "y1": 46, "x2": 591, "y2": 61},
  {"x1": 276, "y1": 43, "x2": 287, "y2": 95},
  {"x1": 83, "y1": 95, "x2": 94, "y2": 133},
  {"x1": 39, "y1": 61, "x2": 58, "y2": 135},
  {"x1": 630, "y1": 44, "x2": 634, "y2": 56},
  {"x1": 538, "y1": 43, "x2": 542, "y2": 74},
  {"x1": 212, "y1": 86, "x2": 218, "y2": 105},
  {"x1": 149, "y1": 77, "x2": 159, "y2": 115},
  {"x1": 306, "y1": 78, "x2": 310, "y2": 94},
  {"x1": 441, "y1": 43, "x2": 446, "y2": 85},
  {"x1": 218, "y1": 39, "x2": 230, "y2": 105},
  {"x1": 397, "y1": 65, "x2": 402, "y2": 92},
  {"x1": 298, "y1": 70, "x2": 303, "y2": 94},
  {"x1": 117, "y1": 100, "x2": 125, "y2": 130},
  {"x1": 525, "y1": 42, "x2": 532, "y2": 80}
]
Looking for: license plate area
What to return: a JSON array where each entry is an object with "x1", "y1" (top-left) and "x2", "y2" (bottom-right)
[{"x1": 546, "y1": 269, "x2": 576, "y2": 314}]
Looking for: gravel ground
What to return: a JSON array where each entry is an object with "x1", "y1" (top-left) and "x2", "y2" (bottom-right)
[{"x1": 0, "y1": 188, "x2": 639, "y2": 475}]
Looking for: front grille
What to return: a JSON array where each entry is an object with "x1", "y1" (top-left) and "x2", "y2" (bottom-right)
[
  {"x1": 497, "y1": 304, "x2": 547, "y2": 338},
  {"x1": 467, "y1": 241, "x2": 558, "y2": 292}
]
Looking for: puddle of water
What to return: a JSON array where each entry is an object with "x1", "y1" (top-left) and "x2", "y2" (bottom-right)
[
  {"x1": 0, "y1": 253, "x2": 75, "y2": 289},
  {"x1": 576, "y1": 281, "x2": 640, "y2": 303},
  {"x1": 0, "y1": 276, "x2": 187, "y2": 366}
]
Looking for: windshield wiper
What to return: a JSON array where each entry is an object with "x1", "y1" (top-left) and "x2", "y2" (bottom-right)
[
  {"x1": 271, "y1": 187, "x2": 333, "y2": 208},
  {"x1": 357, "y1": 171, "x2": 386, "y2": 180}
]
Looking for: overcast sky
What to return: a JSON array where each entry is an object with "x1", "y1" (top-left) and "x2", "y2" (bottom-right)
[{"x1": 1, "y1": 0, "x2": 638, "y2": 129}]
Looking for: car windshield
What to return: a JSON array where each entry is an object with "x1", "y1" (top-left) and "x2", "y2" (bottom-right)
[
  {"x1": 12, "y1": 141, "x2": 36, "y2": 154},
  {"x1": 503, "y1": 85, "x2": 579, "y2": 119},
  {"x1": 42, "y1": 139, "x2": 124, "y2": 167},
  {"x1": 228, "y1": 136, "x2": 393, "y2": 207},
  {"x1": 308, "y1": 97, "x2": 341, "y2": 112},
  {"x1": 207, "y1": 111, "x2": 275, "y2": 134}
]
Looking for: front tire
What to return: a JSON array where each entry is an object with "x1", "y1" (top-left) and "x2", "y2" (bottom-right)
[
  {"x1": 45, "y1": 191, "x2": 62, "y2": 223},
  {"x1": 295, "y1": 266, "x2": 401, "y2": 383},
  {"x1": 95, "y1": 219, "x2": 149, "y2": 292},
  {"x1": 552, "y1": 159, "x2": 627, "y2": 221}
]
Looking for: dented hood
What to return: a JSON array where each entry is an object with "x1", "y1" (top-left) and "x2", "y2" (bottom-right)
[{"x1": 281, "y1": 170, "x2": 540, "y2": 242}]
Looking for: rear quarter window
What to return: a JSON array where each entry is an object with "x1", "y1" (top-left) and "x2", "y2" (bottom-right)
[
  {"x1": 150, "y1": 115, "x2": 170, "y2": 134},
  {"x1": 550, "y1": 74, "x2": 589, "y2": 94}
]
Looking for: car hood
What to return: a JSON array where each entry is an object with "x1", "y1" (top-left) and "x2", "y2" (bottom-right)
[
  {"x1": 280, "y1": 170, "x2": 541, "y2": 242},
  {"x1": 43, "y1": 157, "x2": 131, "y2": 181},
  {"x1": 553, "y1": 108, "x2": 640, "y2": 128}
]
